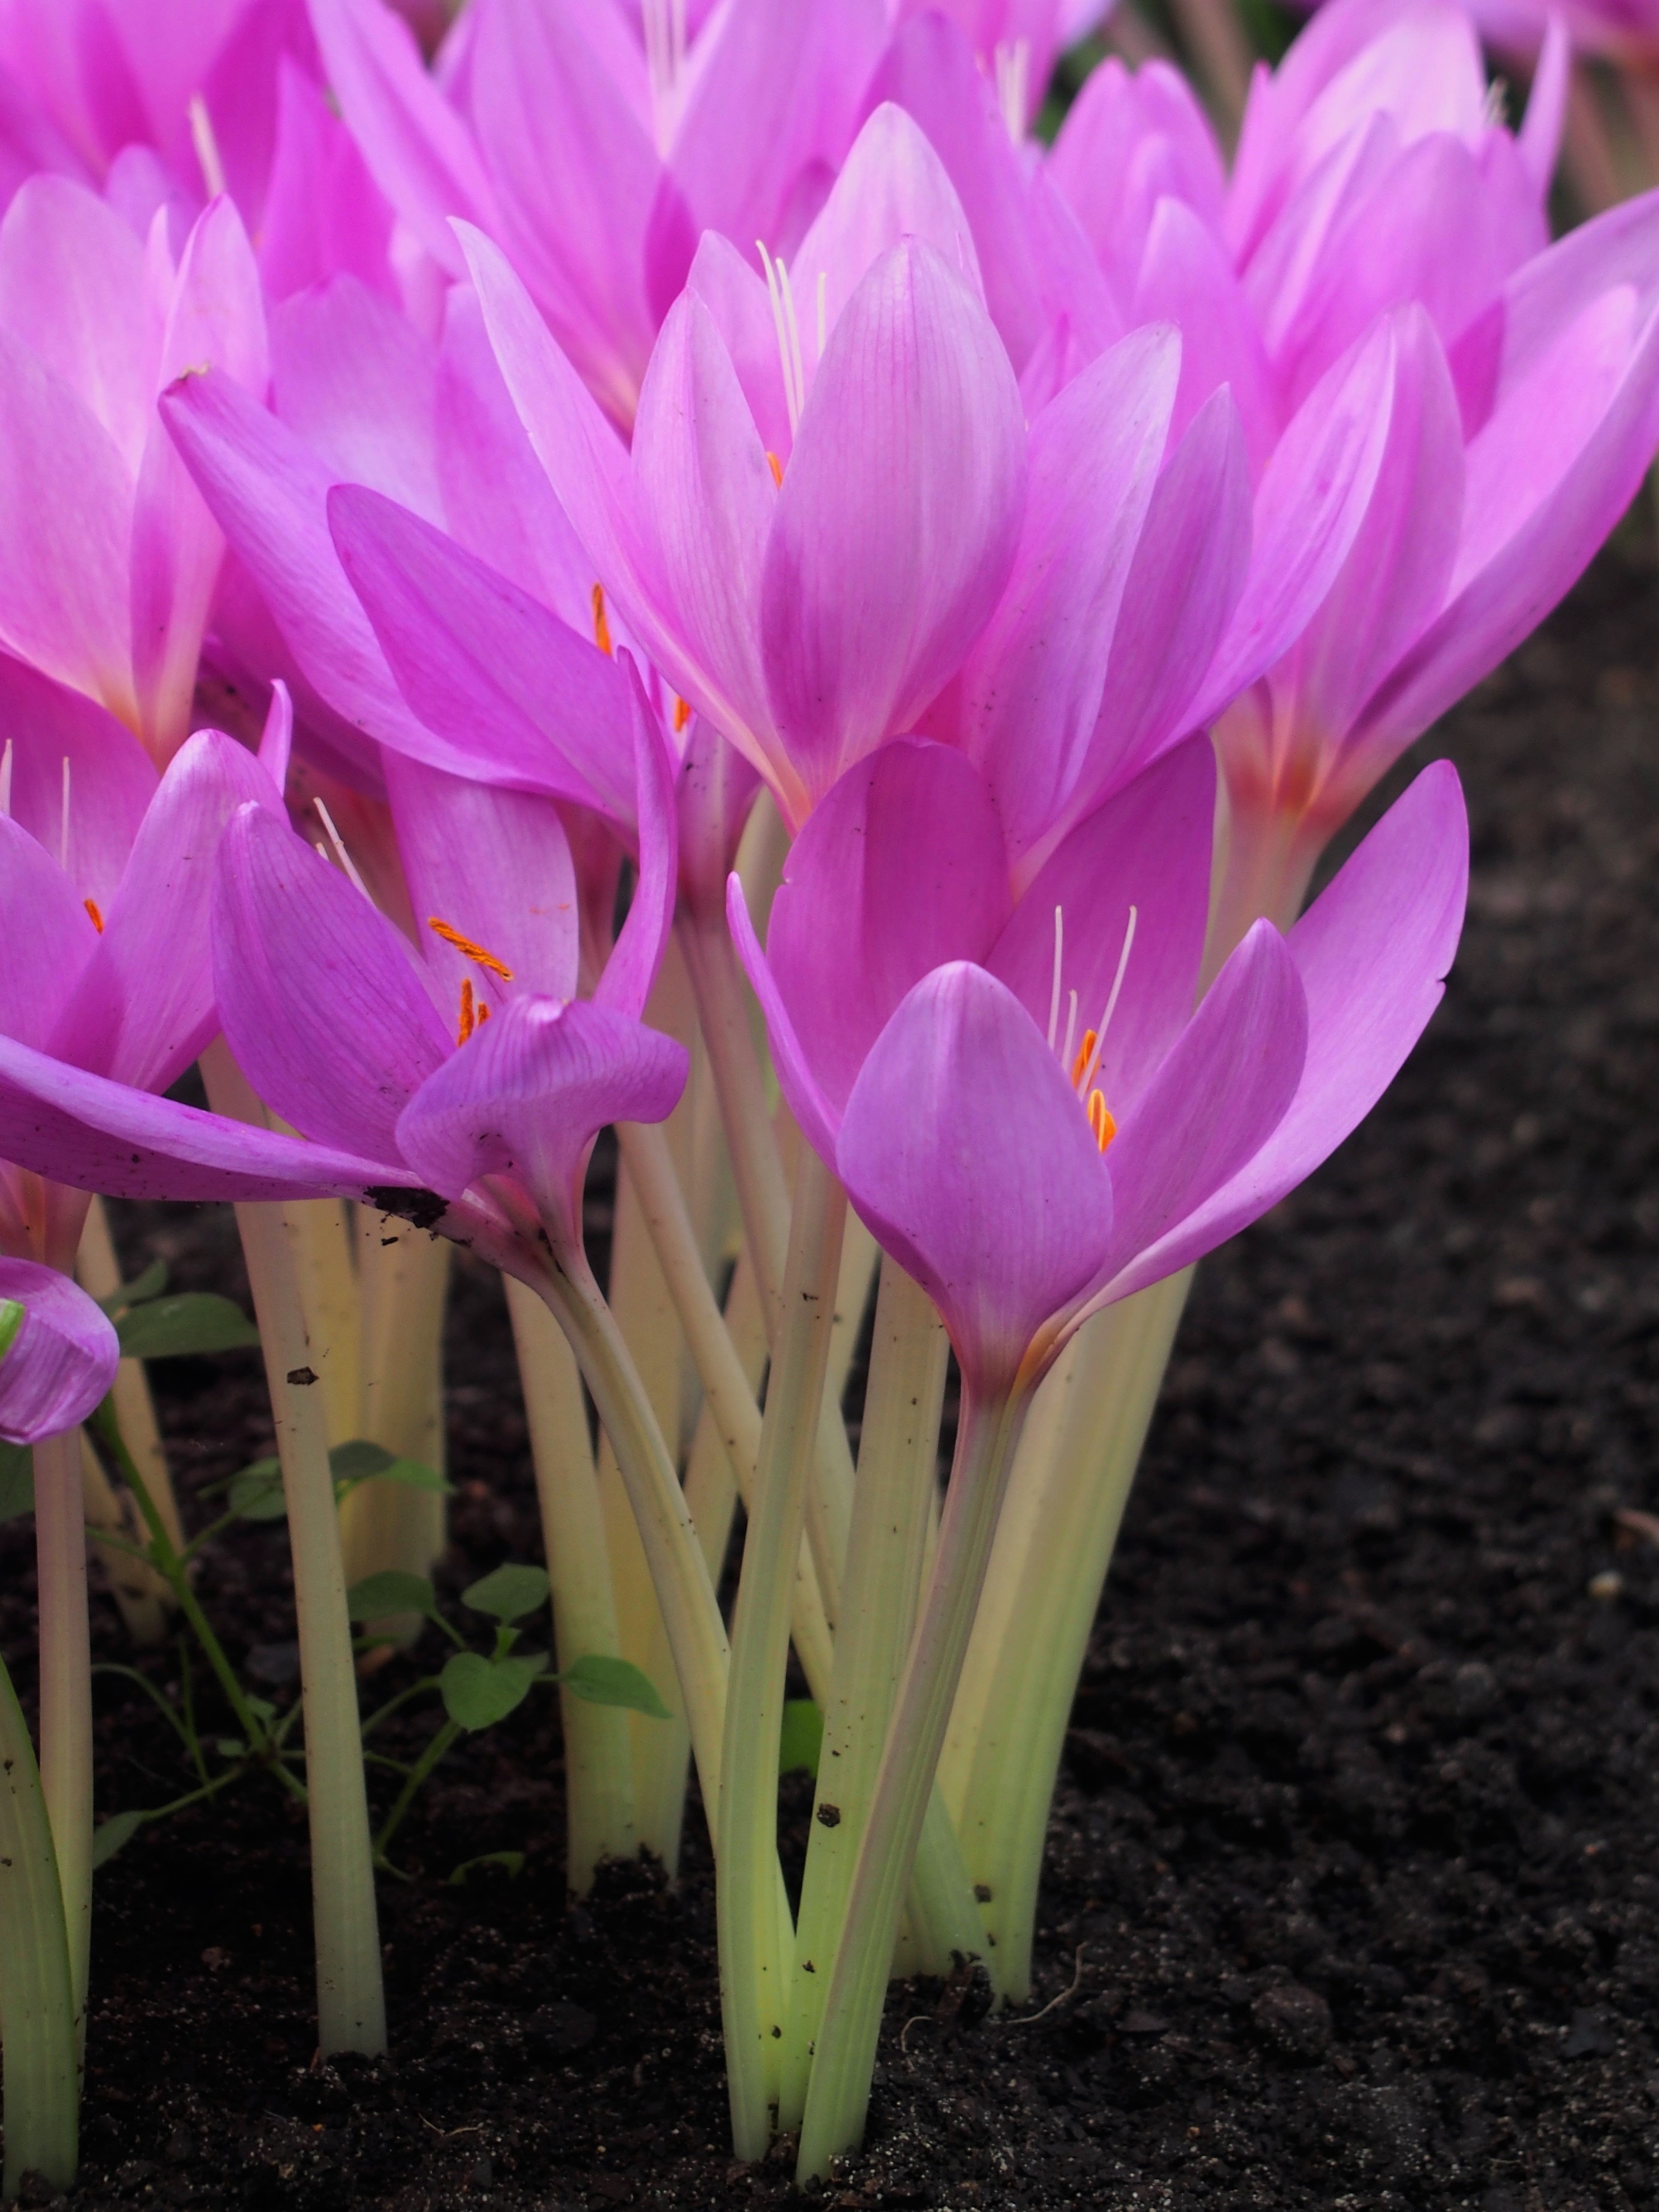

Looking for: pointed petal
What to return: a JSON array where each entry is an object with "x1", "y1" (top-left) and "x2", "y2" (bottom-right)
[
  {"x1": 1131, "y1": 195, "x2": 1278, "y2": 474},
  {"x1": 987, "y1": 736, "x2": 1215, "y2": 1119},
  {"x1": 1191, "y1": 311, "x2": 1398, "y2": 727},
  {"x1": 258, "y1": 57, "x2": 397, "y2": 305},
  {"x1": 0, "y1": 655, "x2": 157, "y2": 911},
  {"x1": 468, "y1": 0, "x2": 658, "y2": 428},
  {"x1": 1089, "y1": 919, "x2": 1306, "y2": 1292},
  {"x1": 0, "y1": 1029, "x2": 405, "y2": 1202},
  {"x1": 836, "y1": 962, "x2": 1114, "y2": 1397},
  {"x1": 0, "y1": 1260, "x2": 118, "y2": 1443},
  {"x1": 629, "y1": 288, "x2": 780, "y2": 790},
  {"x1": 959, "y1": 324, "x2": 1179, "y2": 859},
  {"x1": 49, "y1": 731, "x2": 283, "y2": 1095},
  {"x1": 329, "y1": 482, "x2": 633, "y2": 817},
  {"x1": 1105, "y1": 759, "x2": 1466, "y2": 1301},
  {"x1": 395, "y1": 994, "x2": 688, "y2": 1232},
  {"x1": 160, "y1": 366, "x2": 437, "y2": 759},
  {"x1": 684, "y1": 230, "x2": 794, "y2": 460},
  {"x1": 212, "y1": 799, "x2": 451, "y2": 1160},
  {"x1": 764, "y1": 740, "x2": 1011, "y2": 1125},
  {"x1": 1519, "y1": 15, "x2": 1567, "y2": 199},
  {"x1": 760, "y1": 239, "x2": 1025, "y2": 815},
  {"x1": 258, "y1": 679, "x2": 294, "y2": 794},
  {"x1": 727, "y1": 866, "x2": 841, "y2": 1167},
  {"x1": 308, "y1": 0, "x2": 497, "y2": 276}
]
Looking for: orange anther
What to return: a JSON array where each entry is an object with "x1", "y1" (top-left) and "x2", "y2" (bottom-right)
[
  {"x1": 83, "y1": 898, "x2": 103, "y2": 934},
  {"x1": 457, "y1": 977, "x2": 475, "y2": 1045},
  {"x1": 766, "y1": 450, "x2": 784, "y2": 489},
  {"x1": 673, "y1": 695, "x2": 692, "y2": 733},
  {"x1": 477, "y1": 1000, "x2": 491, "y2": 1026},
  {"x1": 591, "y1": 581, "x2": 613, "y2": 657},
  {"x1": 1070, "y1": 1029, "x2": 1098, "y2": 1090},
  {"x1": 428, "y1": 917, "x2": 514, "y2": 979},
  {"x1": 1087, "y1": 1090, "x2": 1116, "y2": 1152}
]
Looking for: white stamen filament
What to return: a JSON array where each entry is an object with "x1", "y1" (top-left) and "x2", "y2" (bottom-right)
[
  {"x1": 758, "y1": 243, "x2": 808, "y2": 437},
  {"x1": 993, "y1": 38, "x2": 1031, "y2": 144},
  {"x1": 1078, "y1": 905, "x2": 1138, "y2": 1099},
  {"x1": 60, "y1": 756, "x2": 70, "y2": 871},
  {"x1": 1060, "y1": 987, "x2": 1078, "y2": 1076},
  {"x1": 188, "y1": 93, "x2": 227, "y2": 200},
  {"x1": 1047, "y1": 905, "x2": 1064, "y2": 1050},
  {"x1": 0, "y1": 740, "x2": 13, "y2": 820},
  {"x1": 314, "y1": 798, "x2": 371, "y2": 900}
]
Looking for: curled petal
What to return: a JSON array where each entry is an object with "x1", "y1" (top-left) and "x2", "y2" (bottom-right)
[{"x1": 0, "y1": 1260, "x2": 118, "y2": 1443}]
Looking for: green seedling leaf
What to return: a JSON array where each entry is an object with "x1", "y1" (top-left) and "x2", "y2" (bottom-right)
[
  {"x1": 97, "y1": 1259, "x2": 168, "y2": 1317},
  {"x1": 560, "y1": 1654, "x2": 672, "y2": 1719},
  {"x1": 347, "y1": 1571, "x2": 441, "y2": 1624},
  {"x1": 215, "y1": 1738, "x2": 247, "y2": 1760},
  {"x1": 92, "y1": 1809, "x2": 145, "y2": 1868},
  {"x1": 439, "y1": 1650, "x2": 546, "y2": 1731},
  {"x1": 0, "y1": 1298, "x2": 23, "y2": 1366},
  {"x1": 329, "y1": 1439, "x2": 450, "y2": 1497},
  {"x1": 779, "y1": 1698, "x2": 824, "y2": 1778},
  {"x1": 228, "y1": 1458, "x2": 286, "y2": 1522},
  {"x1": 0, "y1": 1438, "x2": 33, "y2": 1522},
  {"x1": 116, "y1": 1293, "x2": 259, "y2": 1360},
  {"x1": 448, "y1": 1850, "x2": 525, "y2": 1887},
  {"x1": 461, "y1": 1563, "x2": 550, "y2": 1624},
  {"x1": 244, "y1": 1696, "x2": 277, "y2": 1727}
]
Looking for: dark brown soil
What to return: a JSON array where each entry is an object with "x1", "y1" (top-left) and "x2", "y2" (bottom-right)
[{"x1": 4, "y1": 532, "x2": 1659, "y2": 2210}]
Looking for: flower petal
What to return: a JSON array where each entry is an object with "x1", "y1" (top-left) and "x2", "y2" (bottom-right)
[
  {"x1": 1104, "y1": 759, "x2": 1468, "y2": 1302},
  {"x1": 957, "y1": 323, "x2": 1179, "y2": 860},
  {"x1": 212, "y1": 799, "x2": 452, "y2": 1161},
  {"x1": 0, "y1": 654, "x2": 157, "y2": 912},
  {"x1": 0, "y1": 814, "x2": 100, "y2": 1053},
  {"x1": 271, "y1": 273, "x2": 440, "y2": 519},
  {"x1": 727, "y1": 866, "x2": 841, "y2": 1168},
  {"x1": 765, "y1": 739, "x2": 1012, "y2": 1130},
  {"x1": 329, "y1": 482, "x2": 635, "y2": 818},
  {"x1": 0, "y1": 1260, "x2": 118, "y2": 1443},
  {"x1": 836, "y1": 962, "x2": 1114, "y2": 1397},
  {"x1": 760, "y1": 238, "x2": 1025, "y2": 817},
  {"x1": 593, "y1": 660, "x2": 679, "y2": 1021},
  {"x1": 394, "y1": 994, "x2": 687, "y2": 1235},
  {"x1": 987, "y1": 735, "x2": 1216, "y2": 1119}
]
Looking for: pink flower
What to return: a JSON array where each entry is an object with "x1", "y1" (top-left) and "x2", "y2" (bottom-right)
[
  {"x1": 0, "y1": 1259, "x2": 118, "y2": 1443},
  {"x1": 729, "y1": 735, "x2": 1467, "y2": 1397}
]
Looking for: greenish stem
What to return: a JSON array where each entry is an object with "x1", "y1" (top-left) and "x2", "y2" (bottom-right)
[
  {"x1": 532, "y1": 1234, "x2": 731, "y2": 1836},
  {"x1": 0, "y1": 1650, "x2": 78, "y2": 2195},
  {"x1": 951, "y1": 1274, "x2": 1192, "y2": 2000},
  {"x1": 780, "y1": 1258, "x2": 957, "y2": 2128},
  {"x1": 202, "y1": 1042, "x2": 386, "y2": 2058},
  {"x1": 504, "y1": 1274, "x2": 637, "y2": 1892},
  {"x1": 374, "y1": 1719, "x2": 462, "y2": 1861},
  {"x1": 616, "y1": 1120, "x2": 835, "y2": 1702},
  {"x1": 797, "y1": 1383, "x2": 1033, "y2": 2184},
  {"x1": 32, "y1": 1426, "x2": 92, "y2": 2038},
  {"x1": 717, "y1": 1145, "x2": 847, "y2": 2157}
]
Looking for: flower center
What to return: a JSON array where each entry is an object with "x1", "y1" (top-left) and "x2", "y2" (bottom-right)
[{"x1": 1047, "y1": 902, "x2": 1136, "y2": 1154}]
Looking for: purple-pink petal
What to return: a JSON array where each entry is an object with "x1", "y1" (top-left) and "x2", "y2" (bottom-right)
[{"x1": 0, "y1": 1259, "x2": 118, "y2": 1443}]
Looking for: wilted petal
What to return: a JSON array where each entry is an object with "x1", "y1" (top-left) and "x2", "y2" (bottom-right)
[
  {"x1": 0, "y1": 1260, "x2": 118, "y2": 1442},
  {"x1": 836, "y1": 962, "x2": 1114, "y2": 1397},
  {"x1": 760, "y1": 239, "x2": 1025, "y2": 817},
  {"x1": 395, "y1": 994, "x2": 687, "y2": 1232}
]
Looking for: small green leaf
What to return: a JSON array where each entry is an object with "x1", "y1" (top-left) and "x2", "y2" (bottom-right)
[
  {"x1": 0, "y1": 1298, "x2": 23, "y2": 1366},
  {"x1": 560, "y1": 1654, "x2": 672, "y2": 1720},
  {"x1": 97, "y1": 1259, "x2": 168, "y2": 1317},
  {"x1": 244, "y1": 1696, "x2": 277, "y2": 1728},
  {"x1": 215, "y1": 1738, "x2": 247, "y2": 1760},
  {"x1": 447, "y1": 1850, "x2": 525, "y2": 1887},
  {"x1": 461, "y1": 1563, "x2": 550, "y2": 1624},
  {"x1": 228, "y1": 1458, "x2": 286, "y2": 1521},
  {"x1": 0, "y1": 1440, "x2": 33, "y2": 1522},
  {"x1": 439, "y1": 1650, "x2": 547, "y2": 1731},
  {"x1": 346, "y1": 1571, "x2": 440, "y2": 1623},
  {"x1": 116, "y1": 1293, "x2": 259, "y2": 1361},
  {"x1": 329, "y1": 1440, "x2": 450, "y2": 1498},
  {"x1": 92, "y1": 1809, "x2": 146, "y2": 1868},
  {"x1": 779, "y1": 1698, "x2": 824, "y2": 1778}
]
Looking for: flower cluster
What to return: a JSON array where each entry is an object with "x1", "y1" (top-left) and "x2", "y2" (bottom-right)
[{"x1": 0, "y1": 0, "x2": 1649, "y2": 2191}]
